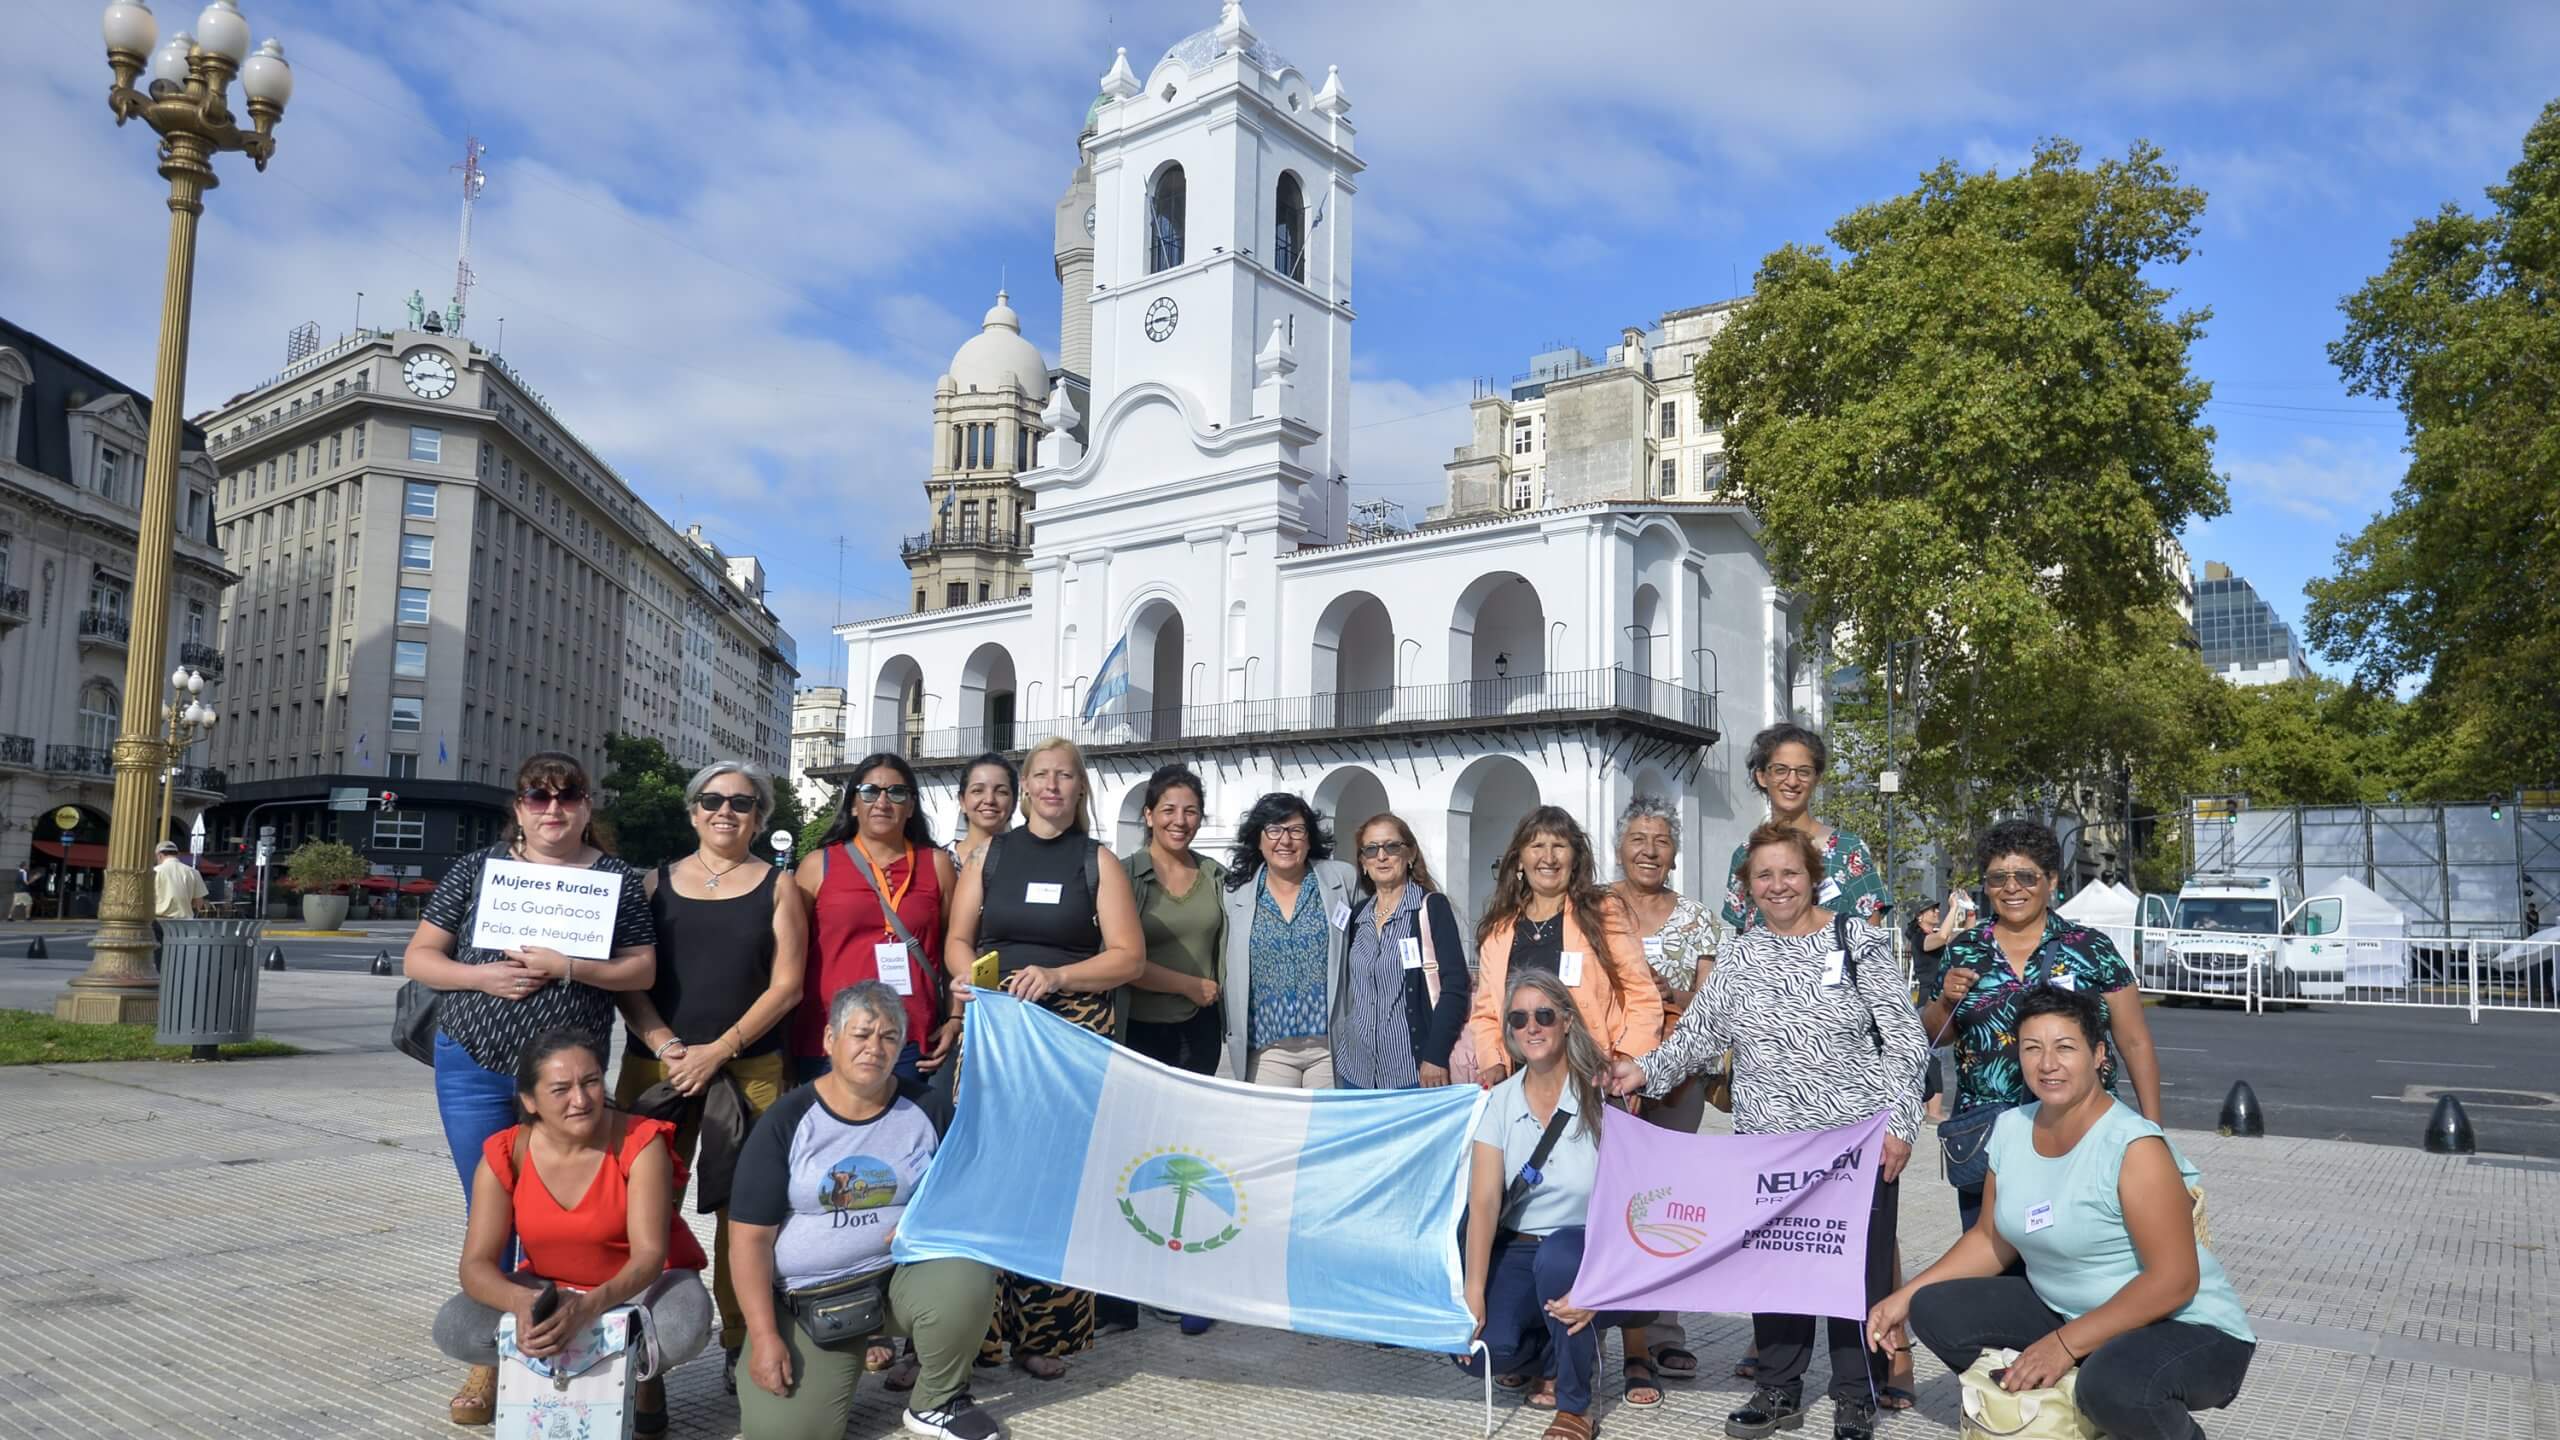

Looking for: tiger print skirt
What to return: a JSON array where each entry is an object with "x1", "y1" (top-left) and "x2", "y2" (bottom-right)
[{"x1": 978, "y1": 987, "x2": 1114, "y2": 1362}]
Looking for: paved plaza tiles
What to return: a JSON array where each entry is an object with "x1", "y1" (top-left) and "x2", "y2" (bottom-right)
[{"x1": 0, "y1": 970, "x2": 2552, "y2": 1438}]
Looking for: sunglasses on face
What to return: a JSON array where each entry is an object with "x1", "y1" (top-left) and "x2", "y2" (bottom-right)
[
  {"x1": 1984, "y1": 869, "x2": 2046, "y2": 892},
  {"x1": 1506, "y1": 1007, "x2": 1560, "y2": 1031},
  {"x1": 695, "y1": 793, "x2": 760, "y2": 815},
  {"x1": 854, "y1": 783, "x2": 916, "y2": 805},
  {"x1": 1358, "y1": 841, "x2": 1407, "y2": 858},
  {"x1": 519, "y1": 786, "x2": 587, "y2": 809}
]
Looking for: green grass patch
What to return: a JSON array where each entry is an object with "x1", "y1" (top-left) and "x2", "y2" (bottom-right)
[{"x1": 0, "y1": 1009, "x2": 302, "y2": 1065}]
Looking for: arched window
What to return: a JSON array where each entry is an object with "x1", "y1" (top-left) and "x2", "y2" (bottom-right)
[
  {"x1": 1148, "y1": 165, "x2": 1186, "y2": 273},
  {"x1": 78, "y1": 681, "x2": 118, "y2": 752},
  {"x1": 1274, "y1": 172, "x2": 1306, "y2": 283}
]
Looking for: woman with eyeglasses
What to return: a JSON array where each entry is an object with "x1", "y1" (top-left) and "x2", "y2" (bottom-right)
[
  {"x1": 1921, "y1": 818, "x2": 2161, "y2": 1232},
  {"x1": 1458, "y1": 969, "x2": 1630, "y2": 1440},
  {"x1": 1334, "y1": 812, "x2": 1471, "y2": 1091},
  {"x1": 1219, "y1": 792, "x2": 1361, "y2": 1090},
  {"x1": 943, "y1": 735, "x2": 1145, "y2": 1380},
  {"x1": 1605, "y1": 822, "x2": 1929, "y2": 1440},
  {"x1": 404, "y1": 752, "x2": 660, "y2": 1427},
  {"x1": 1464, "y1": 806, "x2": 1662, "y2": 1086},
  {"x1": 612, "y1": 760, "x2": 808, "y2": 1395},
  {"x1": 1722, "y1": 723, "x2": 1893, "y2": 933},
  {"x1": 950, "y1": 753, "x2": 1018, "y2": 873}
]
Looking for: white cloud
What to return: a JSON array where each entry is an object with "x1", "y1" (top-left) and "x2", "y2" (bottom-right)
[
  {"x1": 1345, "y1": 376, "x2": 1478, "y2": 523},
  {"x1": 2222, "y1": 434, "x2": 2404, "y2": 525}
]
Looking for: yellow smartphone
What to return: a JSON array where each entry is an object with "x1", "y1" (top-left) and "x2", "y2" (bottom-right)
[{"x1": 971, "y1": 951, "x2": 1000, "y2": 989}]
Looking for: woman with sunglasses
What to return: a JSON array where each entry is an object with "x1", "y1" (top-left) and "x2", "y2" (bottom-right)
[
  {"x1": 950, "y1": 753, "x2": 1018, "y2": 873},
  {"x1": 1334, "y1": 812, "x2": 1471, "y2": 1090},
  {"x1": 1460, "y1": 969, "x2": 1629, "y2": 1440},
  {"x1": 404, "y1": 752, "x2": 660, "y2": 1427},
  {"x1": 795, "y1": 754, "x2": 957, "y2": 1104},
  {"x1": 1921, "y1": 818, "x2": 2160, "y2": 1232},
  {"x1": 610, "y1": 760, "x2": 806, "y2": 1394},
  {"x1": 1219, "y1": 792, "x2": 1361, "y2": 1090},
  {"x1": 1721, "y1": 723, "x2": 1892, "y2": 933}
]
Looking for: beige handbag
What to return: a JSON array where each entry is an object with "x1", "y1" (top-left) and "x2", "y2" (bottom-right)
[{"x1": 1956, "y1": 1349, "x2": 2102, "y2": 1440}]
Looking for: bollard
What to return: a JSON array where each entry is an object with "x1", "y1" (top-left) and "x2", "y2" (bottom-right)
[
  {"x1": 2217, "y1": 1081, "x2": 2265, "y2": 1137},
  {"x1": 2425, "y1": 1094, "x2": 2477, "y2": 1155},
  {"x1": 262, "y1": 946, "x2": 287, "y2": 972},
  {"x1": 27, "y1": 936, "x2": 46, "y2": 959},
  {"x1": 369, "y1": 949, "x2": 394, "y2": 977}
]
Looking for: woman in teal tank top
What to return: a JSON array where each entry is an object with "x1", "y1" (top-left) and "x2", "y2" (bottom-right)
[{"x1": 1867, "y1": 987, "x2": 2253, "y2": 1440}]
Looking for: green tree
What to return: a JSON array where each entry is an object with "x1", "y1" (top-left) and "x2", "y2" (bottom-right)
[
  {"x1": 596, "y1": 735, "x2": 693, "y2": 868},
  {"x1": 1695, "y1": 138, "x2": 2231, "y2": 847},
  {"x1": 2199, "y1": 676, "x2": 2410, "y2": 806},
  {"x1": 2310, "y1": 100, "x2": 2560, "y2": 792},
  {"x1": 1158, "y1": 1157, "x2": 1214, "y2": 1241}
]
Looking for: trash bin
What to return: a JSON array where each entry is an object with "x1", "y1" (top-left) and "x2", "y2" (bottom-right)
[{"x1": 155, "y1": 919, "x2": 265, "y2": 1057}]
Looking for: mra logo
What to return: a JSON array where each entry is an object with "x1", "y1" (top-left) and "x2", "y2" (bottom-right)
[{"x1": 1754, "y1": 1145, "x2": 1865, "y2": 1199}]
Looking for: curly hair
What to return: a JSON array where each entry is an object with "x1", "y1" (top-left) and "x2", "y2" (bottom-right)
[
  {"x1": 1744, "y1": 722, "x2": 1830, "y2": 794},
  {"x1": 1226, "y1": 792, "x2": 1333, "y2": 888},
  {"x1": 1974, "y1": 817, "x2": 2064, "y2": 881}
]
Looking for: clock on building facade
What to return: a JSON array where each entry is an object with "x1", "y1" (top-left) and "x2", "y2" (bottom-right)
[
  {"x1": 401, "y1": 348, "x2": 458, "y2": 399},
  {"x1": 1143, "y1": 297, "x2": 1179, "y2": 342}
]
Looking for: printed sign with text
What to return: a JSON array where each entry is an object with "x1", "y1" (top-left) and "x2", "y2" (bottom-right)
[{"x1": 471, "y1": 858, "x2": 624, "y2": 960}]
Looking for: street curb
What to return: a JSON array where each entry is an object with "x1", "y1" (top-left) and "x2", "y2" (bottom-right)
[{"x1": 258, "y1": 929, "x2": 368, "y2": 939}]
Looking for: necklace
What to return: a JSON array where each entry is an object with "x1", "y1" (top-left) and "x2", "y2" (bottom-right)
[
  {"x1": 1521, "y1": 910, "x2": 1563, "y2": 942},
  {"x1": 696, "y1": 853, "x2": 748, "y2": 891}
]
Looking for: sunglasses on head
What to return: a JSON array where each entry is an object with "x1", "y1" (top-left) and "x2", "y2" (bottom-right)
[
  {"x1": 518, "y1": 785, "x2": 587, "y2": 809},
  {"x1": 1505, "y1": 1006, "x2": 1561, "y2": 1031},
  {"x1": 695, "y1": 793, "x2": 760, "y2": 815},
  {"x1": 854, "y1": 783, "x2": 915, "y2": 805}
]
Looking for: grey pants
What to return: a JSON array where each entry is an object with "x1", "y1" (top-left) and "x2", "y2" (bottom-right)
[{"x1": 432, "y1": 1269, "x2": 714, "y2": 1372}]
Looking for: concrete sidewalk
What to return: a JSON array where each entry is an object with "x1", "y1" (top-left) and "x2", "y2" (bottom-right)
[{"x1": 0, "y1": 969, "x2": 2552, "y2": 1438}]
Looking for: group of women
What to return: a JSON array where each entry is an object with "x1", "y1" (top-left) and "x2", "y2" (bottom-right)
[{"x1": 404, "y1": 719, "x2": 2252, "y2": 1440}]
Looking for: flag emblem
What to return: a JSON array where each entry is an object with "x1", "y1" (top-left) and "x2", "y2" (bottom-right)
[
  {"x1": 1625, "y1": 1183, "x2": 1712, "y2": 1258},
  {"x1": 1119, "y1": 1148, "x2": 1246, "y2": 1255}
]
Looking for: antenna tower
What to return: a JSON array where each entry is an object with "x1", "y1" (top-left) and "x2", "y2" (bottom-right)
[
  {"x1": 284, "y1": 320, "x2": 320, "y2": 365},
  {"x1": 450, "y1": 136, "x2": 488, "y2": 333}
]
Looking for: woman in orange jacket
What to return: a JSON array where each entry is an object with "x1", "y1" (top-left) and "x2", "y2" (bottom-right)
[{"x1": 1467, "y1": 805, "x2": 1664, "y2": 1080}]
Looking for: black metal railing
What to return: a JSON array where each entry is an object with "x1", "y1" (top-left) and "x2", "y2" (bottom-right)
[
  {"x1": 47, "y1": 744, "x2": 115, "y2": 777},
  {"x1": 0, "y1": 585, "x2": 25, "y2": 622},
  {"x1": 173, "y1": 765, "x2": 227, "y2": 793},
  {"x1": 898, "y1": 525, "x2": 1027, "y2": 559},
  {"x1": 0, "y1": 734, "x2": 34, "y2": 767},
  {"x1": 179, "y1": 641, "x2": 226, "y2": 678},
  {"x1": 850, "y1": 664, "x2": 1719, "y2": 763},
  {"x1": 78, "y1": 610, "x2": 130, "y2": 645}
]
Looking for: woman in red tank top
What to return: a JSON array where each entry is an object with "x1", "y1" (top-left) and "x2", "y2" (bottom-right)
[
  {"x1": 793, "y1": 753, "x2": 957, "y2": 1098},
  {"x1": 431, "y1": 1029, "x2": 712, "y2": 1436}
]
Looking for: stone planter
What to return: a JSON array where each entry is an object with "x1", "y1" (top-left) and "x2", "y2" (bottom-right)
[{"x1": 300, "y1": 893, "x2": 351, "y2": 931}]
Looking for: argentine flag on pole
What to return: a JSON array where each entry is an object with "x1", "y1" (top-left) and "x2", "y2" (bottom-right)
[
  {"x1": 1079, "y1": 634, "x2": 1130, "y2": 725},
  {"x1": 892, "y1": 992, "x2": 1487, "y2": 1351}
]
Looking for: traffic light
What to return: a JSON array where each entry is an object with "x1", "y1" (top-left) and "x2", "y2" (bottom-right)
[
  {"x1": 2490, "y1": 794, "x2": 2505, "y2": 821},
  {"x1": 379, "y1": 790, "x2": 399, "y2": 809}
]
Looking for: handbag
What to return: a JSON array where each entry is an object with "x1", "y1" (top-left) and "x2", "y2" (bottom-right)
[
  {"x1": 495, "y1": 1302, "x2": 650, "y2": 1440},
  {"x1": 1415, "y1": 894, "x2": 1478, "y2": 1086},
  {"x1": 1939, "y1": 1100, "x2": 2012, "y2": 1192},
  {"x1": 392, "y1": 979, "x2": 442, "y2": 1066},
  {"x1": 1956, "y1": 1348, "x2": 2102, "y2": 1440},
  {"x1": 782, "y1": 1270, "x2": 888, "y2": 1350}
]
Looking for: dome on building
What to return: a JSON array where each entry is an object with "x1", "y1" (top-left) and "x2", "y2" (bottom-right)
[
  {"x1": 1160, "y1": 5, "x2": 1291, "y2": 77},
  {"x1": 947, "y1": 290, "x2": 1050, "y2": 400}
]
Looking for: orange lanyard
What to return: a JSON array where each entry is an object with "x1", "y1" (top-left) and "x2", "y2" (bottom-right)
[{"x1": 854, "y1": 838, "x2": 913, "y2": 940}]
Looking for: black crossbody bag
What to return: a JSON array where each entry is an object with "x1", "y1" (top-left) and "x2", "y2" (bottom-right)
[{"x1": 1493, "y1": 1109, "x2": 1572, "y2": 1246}]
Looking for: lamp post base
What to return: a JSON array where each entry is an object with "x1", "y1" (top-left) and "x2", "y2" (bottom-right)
[
  {"x1": 55, "y1": 984, "x2": 160, "y2": 1027},
  {"x1": 57, "y1": 868, "x2": 162, "y2": 1027}
]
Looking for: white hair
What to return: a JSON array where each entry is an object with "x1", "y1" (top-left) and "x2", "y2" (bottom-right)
[
  {"x1": 826, "y1": 981, "x2": 909, "y2": 1053},
  {"x1": 1616, "y1": 793, "x2": 1682, "y2": 849}
]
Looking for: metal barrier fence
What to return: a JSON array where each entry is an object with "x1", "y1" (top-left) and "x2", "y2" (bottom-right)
[{"x1": 2113, "y1": 925, "x2": 2559, "y2": 1021}]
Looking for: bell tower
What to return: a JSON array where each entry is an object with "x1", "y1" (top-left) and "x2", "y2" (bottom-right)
[{"x1": 1053, "y1": 101, "x2": 1101, "y2": 381}]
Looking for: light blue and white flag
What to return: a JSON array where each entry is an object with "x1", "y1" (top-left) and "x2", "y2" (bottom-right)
[
  {"x1": 893, "y1": 992, "x2": 1486, "y2": 1351},
  {"x1": 1078, "y1": 634, "x2": 1131, "y2": 725}
]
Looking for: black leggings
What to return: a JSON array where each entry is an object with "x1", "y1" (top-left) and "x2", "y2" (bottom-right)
[
  {"x1": 1910, "y1": 1276, "x2": 2253, "y2": 1440},
  {"x1": 1755, "y1": 1177, "x2": 1899, "y2": 1403}
]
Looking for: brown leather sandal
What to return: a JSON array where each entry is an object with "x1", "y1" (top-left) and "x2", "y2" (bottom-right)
[
  {"x1": 1541, "y1": 1412, "x2": 1595, "y2": 1440},
  {"x1": 448, "y1": 1364, "x2": 496, "y2": 1427}
]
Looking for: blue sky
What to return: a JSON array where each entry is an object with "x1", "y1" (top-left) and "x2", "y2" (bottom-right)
[{"x1": 9, "y1": 1, "x2": 2558, "y2": 688}]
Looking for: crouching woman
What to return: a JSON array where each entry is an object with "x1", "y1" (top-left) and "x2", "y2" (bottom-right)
[
  {"x1": 431, "y1": 1028, "x2": 714, "y2": 1436},
  {"x1": 730, "y1": 982, "x2": 1005, "y2": 1440}
]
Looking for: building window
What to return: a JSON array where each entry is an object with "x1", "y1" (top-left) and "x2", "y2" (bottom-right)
[
  {"x1": 372, "y1": 808, "x2": 425, "y2": 850},
  {"x1": 1659, "y1": 400, "x2": 1677, "y2": 438},
  {"x1": 388, "y1": 753, "x2": 418, "y2": 779},
  {"x1": 96, "y1": 445, "x2": 124, "y2": 502},
  {"x1": 394, "y1": 640, "x2": 428, "y2": 678},
  {"x1": 1148, "y1": 163, "x2": 1186, "y2": 273},
  {"x1": 408, "y1": 426, "x2": 441, "y2": 463},
  {"x1": 287, "y1": 451, "x2": 299, "y2": 484},
  {"x1": 330, "y1": 434, "x2": 343, "y2": 467},
  {"x1": 318, "y1": 590, "x2": 333, "y2": 630},
  {"x1": 390, "y1": 696, "x2": 423, "y2": 732},
  {"x1": 964, "y1": 425, "x2": 979, "y2": 470},
  {"x1": 353, "y1": 424, "x2": 366, "y2": 460},
  {"x1": 977, "y1": 582, "x2": 990, "y2": 602},
  {"x1": 1512, "y1": 420, "x2": 1533, "y2": 456},
  {"x1": 915, "y1": 588, "x2": 926, "y2": 612},
  {"x1": 78, "y1": 680, "x2": 120, "y2": 751},
  {"x1": 1274, "y1": 171, "x2": 1307, "y2": 283},
  {"x1": 1509, "y1": 472, "x2": 1534, "y2": 512},
  {"x1": 186, "y1": 489, "x2": 206, "y2": 536},
  {"x1": 400, "y1": 534, "x2": 433, "y2": 570},
  {"x1": 1016, "y1": 428, "x2": 1030, "y2": 472},
  {"x1": 397, "y1": 586, "x2": 430, "y2": 624},
  {"x1": 1657, "y1": 458, "x2": 1676, "y2": 496},
  {"x1": 403, "y1": 480, "x2": 437, "y2": 518},
  {"x1": 946, "y1": 582, "x2": 968, "y2": 608},
  {"x1": 88, "y1": 573, "x2": 130, "y2": 619}
]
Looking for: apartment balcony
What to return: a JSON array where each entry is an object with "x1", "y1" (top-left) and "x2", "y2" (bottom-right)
[
  {"x1": 46, "y1": 744, "x2": 115, "y2": 778},
  {"x1": 828, "y1": 664, "x2": 1720, "y2": 768},
  {"x1": 898, "y1": 524, "x2": 1028, "y2": 560},
  {"x1": 208, "y1": 372, "x2": 371, "y2": 453},
  {"x1": 0, "y1": 585, "x2": 26, "y2": 629},
  {"x1": 0, "y1": 734, "x2": 34, "y2": 769},
  {"x1": 179, "y1": 641, "x2": 227, "y2": 679},
  {"x1": 173, "y1": 765, "x2": 228, "y2": 795},
  {"x1": 77, "y1": 610, "x2": 129, "y2": 652}
]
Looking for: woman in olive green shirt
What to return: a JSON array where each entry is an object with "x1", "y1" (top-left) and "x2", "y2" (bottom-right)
[{"x1": 1121, "y1": 764, "x2": 1229, "y2": 1075}]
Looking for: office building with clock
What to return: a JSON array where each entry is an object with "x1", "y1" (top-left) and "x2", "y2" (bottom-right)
[
  {"x1": 823, "y1": 4, "x2": 1810, "y2": 916},
  {"x1": 196, "y1": 319, "x2": 796, "y2": 882}
]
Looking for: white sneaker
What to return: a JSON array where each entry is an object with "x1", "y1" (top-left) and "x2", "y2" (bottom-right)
[{"x1": 905, "y1": 1392, "x2": 1003, "y2": 1440}]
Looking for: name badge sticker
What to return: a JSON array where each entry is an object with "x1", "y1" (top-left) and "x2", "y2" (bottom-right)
[
  {"x1": 1642, "y1": 935, "x2": 1666, "y2": 963},
  {"x1": 2024, "y1": 1202, "x2": 2056, "y2": 1234},
  {"x1": 1398, "y1": 936, "x2": 1425, "y2": 970},
  {"x1": 873, "y1": 941, "x2": 914, "y2": 995},
  {"x1": 1329, "y1": 902, "x2": 1352, "y2": 931},
  {"x1": 1557, "y1": 950, "x2": 1586, "y2": 986},
  {"x1": 1819, "y1": 875, "x2": 1844, "y2": 903},
  {"x1": 2050, "y1": 972, "x2": 2078, "y2": 991},
  {"x1": 1024, "y1": 882, "x2": 1064, "y2": 905},
  {"x1": 1821, "y1": 949, "x2": 1848, "y2": 988}
]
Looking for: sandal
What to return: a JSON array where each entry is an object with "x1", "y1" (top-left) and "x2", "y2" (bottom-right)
[
  {"x1": 1524, "y1": 1378, "x2": 1558, "y2": 1411},
  {"x1": 1493, "y1": 1371, "x2": 1532, "y2": 1392},
  {"x1": 1878, "y1": 1385, "x2": 1917, "y2": 1411},
  {"x1": 1622, "y1": 1359, "x2": 1662, "y2": 1407},
  {"x1": 1014, "y1": 1353, "x2": 1066, "y2": 1381},
  {"x1": 448, "y1": 1364, "x2": 497, "y2": 1427},
  {"x1": 1540, "y1": 1412, "x2": 1596, "y2": 1440},
  {"x1": 1652, "y1": 1345, "x2": 1699, "y2": 1381},
  {"x1": 1733, "y1": 1348, "x2": 1760, "y2": 1381}
]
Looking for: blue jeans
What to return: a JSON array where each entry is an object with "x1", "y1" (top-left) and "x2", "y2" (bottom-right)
[
  {"x1": 434, "y1": 1032, "x2": 521, "y2": 1202},
  {"x1": 1461, "y1": 1227, "x2": 1626, "y2": 1416},
  {"x1": 1911, "y1": 1276, "x2": 2253, "y2": 1440}
]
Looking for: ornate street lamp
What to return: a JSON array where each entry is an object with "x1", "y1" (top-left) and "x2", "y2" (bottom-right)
[
  {"x1": 157, "y1": 665, "x2": 220, "y2": 844},
  {"x1": 61, "y1": 1, "x2": 290, "y2": 1025}
]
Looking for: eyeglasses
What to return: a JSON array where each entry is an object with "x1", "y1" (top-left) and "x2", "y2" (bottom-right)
[
  {"x1": 1505, "y1": 1006, "x2": 1560, "y2": 1031},
  {"x1": 1984, "y1": 869, "x2": 2047, "y2": 892},
  {"x1": 1759, "y1": 764, "x2": 1819, "y2": 782},
  {"x1": 1358, "y1": 841, "x2": 1407, "y2": 858},
  {"x1": 854, "y1": 783, "x2": 916, "y2": 806},
  {"x1": 1265, "y1": 824, "x2": 1309, "y2": 843},
  {"x1": 518, "y1": 786, "x2": 587, "y2": 809},
  {"x1": 694, "y1": 792, "x2": 760, "y2": 815}
]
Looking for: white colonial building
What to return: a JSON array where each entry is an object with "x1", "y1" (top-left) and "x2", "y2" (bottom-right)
[{"x1": 826, "y1": 4, "x2": 1806, "y2": 918}]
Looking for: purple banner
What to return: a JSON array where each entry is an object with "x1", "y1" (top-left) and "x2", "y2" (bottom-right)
[{"x1": 1569, "y1": 1110, "x2": 1888, "y2": 1320}]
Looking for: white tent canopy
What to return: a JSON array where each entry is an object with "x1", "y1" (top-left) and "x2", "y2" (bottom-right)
[
  {"x1": 2302, "y1": 872, "x2": 2409, "y2": 989},
  {"x1": 2058, "y1": 884, "x2": 2138, "y2": 926}
]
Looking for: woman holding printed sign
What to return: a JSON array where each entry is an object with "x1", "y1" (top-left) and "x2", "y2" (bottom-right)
[
  {"x1": 942, "y1": 735, "x2": 1144, "y2": 1380},
  {"x1": 614, "y1": 759, "x2": 807, "y2": 1394},
  {"x1": 1604, "y1": 822, "x2": 1928, "y2": 1440},
  {"x1": 405, "y1": 751, "x2": 659, "y2": 1428}
]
